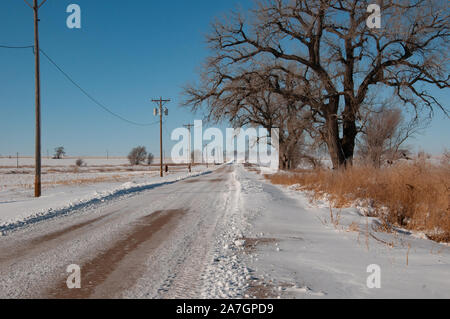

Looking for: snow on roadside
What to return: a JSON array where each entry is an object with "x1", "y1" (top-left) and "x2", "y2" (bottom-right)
[
  {"x1": 201, "y1": 165, "x2": 281, "y2": 299},
  {"x1": 0, "y1": 167, "x2": 213, "y2": 235},
  {"x1": 201, "y1": 167, "x2": 262, "y2": 298},
  {"x1": 234, "y1": 165, "x2": 450, "y2": 299}
]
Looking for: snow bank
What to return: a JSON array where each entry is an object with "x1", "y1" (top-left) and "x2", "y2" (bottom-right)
[
  {"x1": 0, "y1": 168, "x2": 213, "y2": 235},
  {"x1": 201, "y1": 169, "x2": 252, "y2": 298}
]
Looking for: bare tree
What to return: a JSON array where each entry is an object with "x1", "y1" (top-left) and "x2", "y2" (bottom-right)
[
  {"x1": 184, "y1": 61, "x2": 314, "y2": 169},
  {"x1": 53, "y1": 146, "x2": 66, "y2": 159},
  {"x1": 128, "y1": 146, "x2": 147, "y2": 166},
  {"x1": 184, "y1": 0, "x2": 449, "y2": 169},
  {"x1": 359, "y1": 108, "x2": 398, "y2": 167},
  {"x1": 75, "y1": 158, "x2": 85, "y2": 167},
  {"x1": 359, "y1": 101, "x2": 429, "y2": 167}
]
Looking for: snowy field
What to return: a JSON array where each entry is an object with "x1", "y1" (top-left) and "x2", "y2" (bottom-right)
[
  {"x1": 0, "y1": 157, "x2": 211, "y2": 230},
  {"x1": 0, "y1": 157, "x2": 148, "y2": 193}
]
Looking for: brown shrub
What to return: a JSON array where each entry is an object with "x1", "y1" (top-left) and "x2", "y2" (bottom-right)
[{"x1": 265, "y1": 161, "x2": 450, "y2": 242}]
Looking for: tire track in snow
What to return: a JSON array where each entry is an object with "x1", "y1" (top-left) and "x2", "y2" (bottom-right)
[
  {"x1": 45, "y1": 209, "x2": 185, "y2": 299},
  {"x1": 143, "y1": 166, "x2": 235, "y2": 298},
  {"x1": 0, "y1": 213, "x2": 110, "y2": 264}
]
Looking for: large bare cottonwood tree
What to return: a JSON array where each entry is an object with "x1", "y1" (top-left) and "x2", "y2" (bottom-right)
[{"x1": 184, "y1": 0, "x2": 449, "y2": 169}]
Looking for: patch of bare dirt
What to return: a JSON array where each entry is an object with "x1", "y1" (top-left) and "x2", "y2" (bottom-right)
[
  {"x1": 246, "y1": 280, "x2": 295, "y2": 299},
  {"x1": 208, "y1": 178, "x2": 225, "y2": 183},
  {"x1": 30, "y1": 215, "x2": 109, "y2": 246},
  {"x1": 246, "y1": 280, "x2": 278, "y2": 299},
  {"x1": 183, "y1": 179, "x2": 202, "y2": 183},
  {"x1": 242, "y1": 237, "x2": 279, "y2": 299},
  {"x1": 0, "y1": 214, "x2": 110, "y2": 263},
  {"x1": 240, "y1": 237, "x2": 277, "y2": 253},
  {"x1": 45, "y1": 209, "x2": 185, "y2": 299}
]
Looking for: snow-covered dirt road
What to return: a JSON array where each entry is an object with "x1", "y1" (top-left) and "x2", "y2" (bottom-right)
[
  {"x1": 0, "y1": 164, "x2": 448, "y2": 299},
  {"x1": 0, "y1": 165, "x2": 247, "y2": 298}
]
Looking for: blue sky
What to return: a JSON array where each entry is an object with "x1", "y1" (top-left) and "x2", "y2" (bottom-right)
[{"x1": 0, "y1": 0, "x2": 448, "y2": 157}]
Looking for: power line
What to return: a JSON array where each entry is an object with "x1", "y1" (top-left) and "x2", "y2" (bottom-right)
[
  {"x1": 0, "y1": 44, "x2": 34, "y2": 49},
  {"x1": 0, "y1": 44, "x2": 160, "y2": 127},
  {"x1": 39, "y1": 49, "x2": 160, "y2": 127}
]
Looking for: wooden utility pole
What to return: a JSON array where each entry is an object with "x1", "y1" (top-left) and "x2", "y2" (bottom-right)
[
  {"x1": 183, "y1": 124, "x2": 193, "y2": 172},
  {"x1": 34, "y1": 0, "x2": 41, "y2": 197},
  {"x1": 152, "y1": 97, "x2": 170, "y2": 177},
  {"x1": 204, "y1": 143, "x2": 209, "y2": 168},
  {"x1": 24, "y1": 0, "x2": 47, "y2": 197}
]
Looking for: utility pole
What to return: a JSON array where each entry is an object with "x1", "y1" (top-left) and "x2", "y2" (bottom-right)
[
  {"x1": 183, "y1": 124, "x2": 193, "y2": 172},
  {"x1": 33, "y1": 0, "x2": 41, "y2": 197},
  {"x1": 16, "y1": 152, "x2": 19, "y2": 169},
  {"x1": 152, "y1": 97, "x2": 170, "y2": 177},
  {"x1": 24, "y1": 0, "x2": 47, "y2": 197},
  {"x1": 204, "y1": 143, "x2": 209, "y2": 168}
]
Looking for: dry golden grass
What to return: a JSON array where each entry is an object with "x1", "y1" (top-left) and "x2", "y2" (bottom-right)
[
  {"x1": 19, "y1": 173, "x2": 156, "y2": 189},
  {"x1": 44, "y1": 175, "x2": 126, "y2": 186},
  {"x1": 265, "y1": 160, "x2": 450, "y2": 242}
]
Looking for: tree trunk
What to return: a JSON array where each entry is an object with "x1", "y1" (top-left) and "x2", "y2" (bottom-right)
[
  {"x1": 279, "y1": 150, "x2": 290, "y2": 170},
  {"x1": 324, "y1": 104, "x2": 345, "y2": 169},
  {"x1": 324, "y1": 101, "x2": 358, "y2": 169},
  {"x1": 341, "y1": 109, "x2": 357, "y2": 167},
  {"x1": 341, "y1": 38, "x2": 357, "y2": 168},
  {"x1": 278, "y1": 141, "x2": 287, "y2": 170}
]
